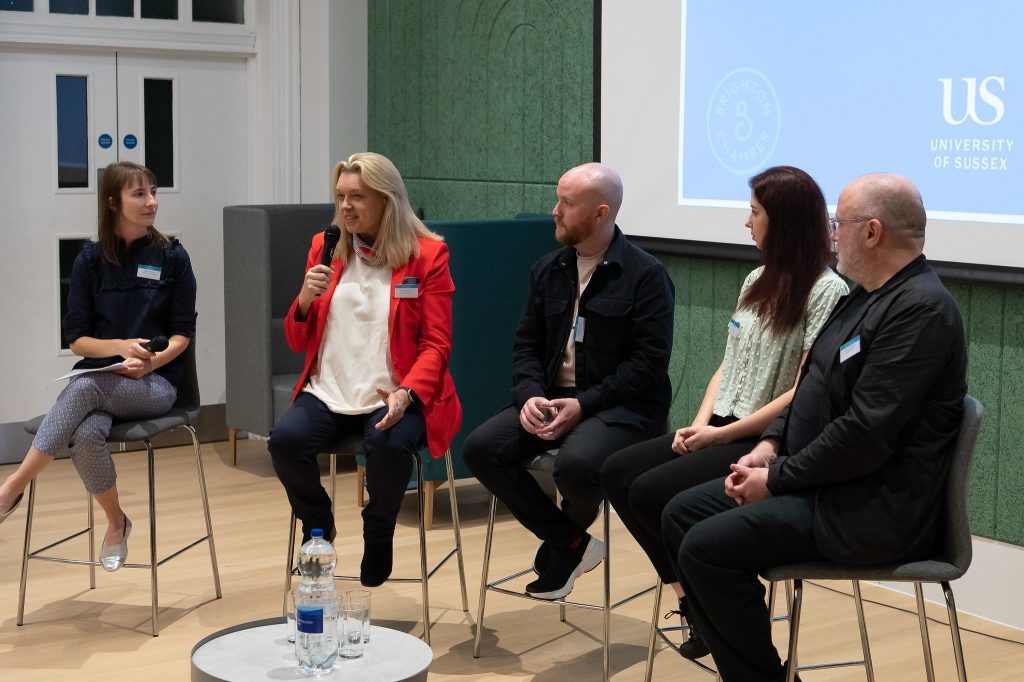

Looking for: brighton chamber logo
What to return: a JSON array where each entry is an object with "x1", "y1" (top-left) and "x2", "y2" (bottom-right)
[{"x1": 706, "y1": 67, "x2": 781, "y2": 174}]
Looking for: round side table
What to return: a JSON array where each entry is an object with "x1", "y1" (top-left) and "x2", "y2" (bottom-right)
[{"x1": 191, "y1": 617, "x2": 432, "y2": 681}]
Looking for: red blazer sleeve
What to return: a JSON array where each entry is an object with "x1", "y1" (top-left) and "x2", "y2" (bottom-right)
[{"x1": 284, "y1": 232, "x2": 326, "y2": 352}]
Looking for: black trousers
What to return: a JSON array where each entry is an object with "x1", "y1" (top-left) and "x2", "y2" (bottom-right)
[
  {"x1": 463, "y1": 404, "x2": 643, "y2": 546},
  {"x1": 661, "y1": 477, "x2": 823, "y2": 682},
  {"x1": 600, "y1": 426, "x2": 757, "y2": 583},
  {"x1": 268, "y1": 391, "x2": 426, "y2": 543}
]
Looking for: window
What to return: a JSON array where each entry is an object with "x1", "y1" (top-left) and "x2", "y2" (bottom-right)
[
  {"x1": 193, "y1": 0, "x2": 242, "y2": 24},
  {"x1": 141, "y1": 0, "x2": 177, "y2": 20},
  {"x1": 0, "y1": 0, "x2": 33, "y2": 12},
  {"x1": 96, "y1": 0, "x2": 132, "y2": 17},
  {"x1": 56, "y1": 75, "x2": 89, "y2": 189},
  {"x1": 59, "y1": 238, "x2": 90, "y2": 349},
  {"x1": 49, "y1": 0, "x2": 87, "y2": 14},
  {"x1": 144, "y1": 78, "x2": 174, "y2": 188}
]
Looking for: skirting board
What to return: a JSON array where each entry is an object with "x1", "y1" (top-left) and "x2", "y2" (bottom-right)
[{"x1": 873, "y1": 534, "x2": 1024, "y2": 632}]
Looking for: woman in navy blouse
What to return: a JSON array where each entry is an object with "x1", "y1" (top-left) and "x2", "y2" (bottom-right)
[{"x1": 0, "y1": 162, "x2": 197, "y2": 572}]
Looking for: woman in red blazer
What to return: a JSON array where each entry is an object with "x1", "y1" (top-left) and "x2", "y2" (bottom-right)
[{"x1": 269, "y1": 152, "x2": 461, "y2": 587}]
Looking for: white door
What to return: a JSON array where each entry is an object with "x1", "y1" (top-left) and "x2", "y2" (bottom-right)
[{"x1": 0, "y1": 46, "x2": 246, "y2": 430}]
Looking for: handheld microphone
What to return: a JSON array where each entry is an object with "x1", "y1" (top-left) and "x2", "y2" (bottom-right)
[
  {"x1": 141, "y1": 335, "x2": 168, "y2": 353},
  {"x1": 321, "y1": 224, "x2": 342, "y2": 267}
]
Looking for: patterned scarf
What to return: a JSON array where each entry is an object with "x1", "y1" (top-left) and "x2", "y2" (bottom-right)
[{"x1": 352, "y1": 233, "x2": 386, "y2": 267}]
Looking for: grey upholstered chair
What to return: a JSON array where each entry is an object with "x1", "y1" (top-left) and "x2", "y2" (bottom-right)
[
  {"x1": 19, "y1": 340, "x2": 222, "y2": 636},
  {"x1": 222, "y1": 203, "x2": 334, "y2": 465},
  {"x1": 761, "y1": 393, "x2": 984, "y2": 682},
  {"x1": 473, "y1": 449, "x2": 656, "y2": 682}
]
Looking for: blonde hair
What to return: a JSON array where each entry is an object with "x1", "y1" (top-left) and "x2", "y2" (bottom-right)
[{"x1": 330, "y1": 152, "x2": 440, "y2": 268}]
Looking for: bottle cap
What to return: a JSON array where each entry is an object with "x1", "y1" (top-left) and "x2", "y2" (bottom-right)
[{"x1": 311, "y1": 528, "x2": 324, "y2": 538}]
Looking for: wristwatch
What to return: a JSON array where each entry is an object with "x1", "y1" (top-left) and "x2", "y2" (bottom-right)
[{"x1": 398, "y1": 386, "x2": 419, "y2": 406}]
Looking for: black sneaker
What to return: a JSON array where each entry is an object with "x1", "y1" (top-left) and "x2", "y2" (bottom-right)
[
  {"x1": 532, "y1": 540, "x2": 552, "y2": 574},
  {"x1": 525, "y1": 535, "x2": 604, "y2": 600},
  {"x1": 667, "y1": 597, "x2": 711, "y2": 660}
]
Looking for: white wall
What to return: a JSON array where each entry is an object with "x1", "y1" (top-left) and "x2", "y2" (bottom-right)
[{"x1": 0, "y1": 0, "x2": 367, "y2": 462}]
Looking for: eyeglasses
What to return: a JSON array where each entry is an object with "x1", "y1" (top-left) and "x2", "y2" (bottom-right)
[{"x1": 828, "y1": 216, "x2": 872, "y2": 232}]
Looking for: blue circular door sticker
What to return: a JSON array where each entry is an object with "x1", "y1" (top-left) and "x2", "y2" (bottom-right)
[
  {"x1": 98, "y1": 133, "x2": 113, "y2": 149},
  {"x1": 123, "y1": 134, "x2": 138, "y2": 149}
]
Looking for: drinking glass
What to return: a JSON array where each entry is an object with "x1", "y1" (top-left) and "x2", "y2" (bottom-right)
[
  {"x1": 338, "y1": 605, "x2": 367, "y2": 659},
  {"x1": 344, "y1": 589, "x2": 372, "y2": 643}
]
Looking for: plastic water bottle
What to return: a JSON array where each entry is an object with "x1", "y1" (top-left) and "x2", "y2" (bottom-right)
[{"x1": 295, "y1": 528, "x2": 338, "y2": 674}]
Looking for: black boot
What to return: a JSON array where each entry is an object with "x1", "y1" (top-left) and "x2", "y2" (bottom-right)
[{"x1": 360, "y1": 540, "x2": 393, "y2": 587}]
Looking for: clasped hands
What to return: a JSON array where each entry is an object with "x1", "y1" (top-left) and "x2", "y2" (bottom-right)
[
  {"x1": 520, "y1": 396, "x2": 582, "y2": 441},
  {"x1": 724, "y1": 439, "x2": 777, "y2": 507},
  {"x1": 113, "y1": 338, "x2": 157, "y2": 380}
]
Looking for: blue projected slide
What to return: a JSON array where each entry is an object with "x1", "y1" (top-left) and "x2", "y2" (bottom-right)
[{"x1": 679, "y1": 1, "x2": 1022, "y2": 222}]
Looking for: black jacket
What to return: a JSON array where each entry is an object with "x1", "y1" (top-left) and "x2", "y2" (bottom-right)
[
  {"x1": 765, "y1": 255, "x2": 967, "y2": 565},
  {"x1": 510, "y1": 227, "x2": 674, "y2": 435}
]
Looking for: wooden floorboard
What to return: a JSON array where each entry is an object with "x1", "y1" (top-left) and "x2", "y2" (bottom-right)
[{"x1": 1, "y1": 437, "x2": 1022, "y2": 680}]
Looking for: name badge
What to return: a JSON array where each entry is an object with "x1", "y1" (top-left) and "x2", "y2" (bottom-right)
[
  {"x1": 394, "y1": 283, "x2": 419, "y2": 298},
  {"x1": 728, "y1": 318, "x2": 741, "y2": 338},
  {"x1": 137, "y1": 265, "x2": 161, "y2": 281},
  {"x1": 839, "y1": 335, "x2": 862, "y2": 363},
  {"x1": 573, "y1": 316, "x2": 586, "y2": 343}
]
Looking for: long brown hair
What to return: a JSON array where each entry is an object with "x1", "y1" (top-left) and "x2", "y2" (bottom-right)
[
  {"x1": 97, "y1": 161, "x2": 170, "y2": 265},
  {"x1": 739, "y1": 166, "x2": 833, "y2": 336}
]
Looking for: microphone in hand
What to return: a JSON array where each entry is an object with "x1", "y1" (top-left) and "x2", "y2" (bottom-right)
[
  {"x1": 321, "y1": 224, "x2": 342, "y2": 267},
  {"x1": 141, "y1": 335, "x2": 169, "y2": 353}
]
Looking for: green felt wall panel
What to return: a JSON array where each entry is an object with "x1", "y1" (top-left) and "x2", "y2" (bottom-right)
[{"x1": 367, "y1": 0, "x2": 1023, "y2": 546}]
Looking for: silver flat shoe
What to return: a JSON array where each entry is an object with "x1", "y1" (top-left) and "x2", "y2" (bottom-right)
[
  {"x1": 0, "y1": 492, "x2": 24, "y2": 525},
  {"x1": 100, "y1": 516, "x2": 132, "y2": 572}
]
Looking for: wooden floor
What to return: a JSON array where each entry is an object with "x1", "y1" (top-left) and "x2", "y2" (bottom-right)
[{"x1": 1, "y1": 437, "x2": 1022, "y2": 681}]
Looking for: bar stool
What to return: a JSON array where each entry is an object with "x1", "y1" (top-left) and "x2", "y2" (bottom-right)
[
  {"x1": 18, "y1": 341, "x2": 221, "y2": 636},
  {"x1": 282, "y1": 435, "x2": 468, "y2": 645},
  {"x1": 472, "y1": 449, "x2": 655, "y2": 681}
]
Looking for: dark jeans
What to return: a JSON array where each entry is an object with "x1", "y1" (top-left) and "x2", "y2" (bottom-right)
[
  {"x1": 268, "y1": 391, "x2": 426, "y2": 543},
  {"x1": 661, "y1": 477, "x2": 823, "y2": 682},
  {"x1": 600, "y1": 421, "x2": 757, "y2": 582},
  {"x1": 463, "y1": 403, "x2": 643, "y2": 546}
]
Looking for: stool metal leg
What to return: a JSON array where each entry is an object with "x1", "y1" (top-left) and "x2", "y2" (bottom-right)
[
  {"x1": 444, "y1": 450, "x2": 469, "y2": 612},
  {"x1": 87, "y1": 488, "x2": 96, "y2": 589},
  {"x1": 187, "y1": 425, "x2": 222, "y2": 598},
  {"x1": 329, "y1": 452, "x2": 337, "y2": 519},
  {"x1": 784, "y1": 578, "x2": 804, "y2": 682},
  {"x1": 283, "y1": 512, "x2": 298, "y2": 617},
  {"x1": 472, "y1": 494, "x2": 498, "y2": 658},
  {"x1": 851, "y1": 580, "x2": 875, "y2": 681},
  {"x1": 602, "y1": 500, "x2": 611, "y2": 682},
  {"x1": 16, "y1": 479, "x2": 36, "y2": 626},
  {"x1": 145, "y1": 438, "x2": 160, "y2": 634},
  {"x1": 942, "y1": 581, "x2": 968, "y2": 682},
  {"x1": 146, "y1": 441, "x2": 160, "y2": 636},
  {"x1": 915, "y1": 582, "x2": 936, "y2": 682},
  {"x1": 414, "y1": 454, "x2": 431, "y2": 645},
  {"x1": 644, "y1": 579, "x2": 664, "y2": 682}
]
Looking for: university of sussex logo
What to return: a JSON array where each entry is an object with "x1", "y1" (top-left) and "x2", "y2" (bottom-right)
[
  {"x1": 939, "y1": 76, "x2": 1005, "y2": 126},
  {"x1": 706, "y1": 67, "x2": 781, "y2": 175}
]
